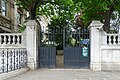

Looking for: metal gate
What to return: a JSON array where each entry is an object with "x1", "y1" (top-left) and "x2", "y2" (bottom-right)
[
  {"x1": 63, "y1": 27, "x2": 90, "y2": 68},
  {"x1": 39, "y1": 27, "x2": 63, "y2": 68},
  {"x1": 39, "y1": 26, "x2": 90, "y2": 68}
]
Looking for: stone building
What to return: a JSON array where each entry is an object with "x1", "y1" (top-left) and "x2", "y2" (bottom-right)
[{"x1": 0, "y1": 0, "x2": 27, "y2": 33}]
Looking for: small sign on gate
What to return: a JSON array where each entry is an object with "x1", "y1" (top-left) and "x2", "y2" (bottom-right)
[{"x1": 82, "y1": 47, "x2": 88, "y2": 57}]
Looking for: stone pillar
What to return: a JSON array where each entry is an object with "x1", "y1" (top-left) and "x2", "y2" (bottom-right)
[
  {"x1": 89, "y1": 21, "x2": 104, "y2": 71},
  {"x1": 25, "y1": 20, "x2": 39, "y2": 70}
]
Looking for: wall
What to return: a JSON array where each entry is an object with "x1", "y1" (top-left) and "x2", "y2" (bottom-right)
[
  {"x1": 89, "y1": 21, "x2": 120, "y2": 71},
  {"x1": 101, "y1": 32, "x2": 120, "y2": 71},
  {"x1": 0, "y1": 20, "x2": 39, "y2": 79}
]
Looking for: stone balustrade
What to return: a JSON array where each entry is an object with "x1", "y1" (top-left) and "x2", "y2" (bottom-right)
[
  {"x1": 0, "y1": 33, "x2": 27, "y2": 75},
  {"x1": 89, "y1": 21, "x2": 120, "y2": 71},
  {"x1": 101, "y1": 33, "x2": 120, "y2": 45},
  {"x1": 0, "y1": 33, "x2": 26, "y2": 48},
  {"x1": 0, "y1": 20, "x2": 39, "y2": 79}
]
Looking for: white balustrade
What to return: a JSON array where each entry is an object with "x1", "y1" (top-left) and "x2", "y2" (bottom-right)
[
  {"x1": 13, "y1": 35, "x2": 15, "y2": 44},
  {"x1": 101, "y1": 34, "x2": 120, "y2": 45},
  {"x1": 0, "y1": 35, "x2": 1, "y2": 44},
  {"x1": 0, "y1": 33, "x2": 26, "y2": 48},
  {"x1": 8, "y1": 35, "x2": 10, "y2": 44},
  {"x1": 3, "y1": 35, "x2": 6, "y2": 44},
  {"x1": 17, "y1": 35, "x2": 20, "y2": 44}
]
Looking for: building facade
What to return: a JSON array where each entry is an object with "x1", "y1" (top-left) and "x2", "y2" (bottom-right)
[{"x1": 0, "y1": 0, "x2": 27, "y2": 33}]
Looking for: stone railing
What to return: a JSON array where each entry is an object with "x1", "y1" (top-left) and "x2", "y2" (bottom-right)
[
  {"x1": 0, "y1": 33, "x2": 26, "y2": 48},
  {"x1": 0, "y1": 20, "x2": 39, "y2": 79},
  {"x1": 0, "y1": 32, "x2": 27, "y2": 75},
  {"x1": 0, "y1": 20, "x2": 39, "y2": 75},
  {"x1": 0, "y1": 48, "x2": 27, "y2": 74},
  {"x1": 101, "y1": 33, "x2": 120, "y2": 45}
]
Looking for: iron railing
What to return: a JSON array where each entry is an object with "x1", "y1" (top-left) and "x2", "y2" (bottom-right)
[{"x1": 0, "y1": 48, "x2": 27, "y2": 74}]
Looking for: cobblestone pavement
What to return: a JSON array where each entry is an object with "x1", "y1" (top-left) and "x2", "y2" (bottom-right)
[{"x1": 5, "y1": 69, "x2": 120, "y2": 80}]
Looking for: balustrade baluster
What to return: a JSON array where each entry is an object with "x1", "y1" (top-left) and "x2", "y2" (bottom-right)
[
  {"x1": 17, "y1": 35, "x2": 20, "y2": 44},
  {"x1": 8, "y1": 35, "x2": 11, "y2": 44},
  {"x1": 3, "y1": 35, "x2": 6, "y2": 44},
  {"x1": 111, "y1": 36, "x2": 114, "y2": 44},
  {"x1": 118, "y1": 35, "x2": 120, "y2": 44},
  {"x1": 0, "y1": 35, "x2": 2, "y2": 44},
  {"x1": 109, "y1": 36, "x2": 112, "y2": 45},
  {"x1": 115, "y1": 36, "x2": 118, "y2": 44},
  {"x1": 21, "y1": 35, "x2": 23, "y2": 44},
  {"x1": 13, "y1": 35, "x2": 15, "y2": 44},
  {"x1": 113, "y1": 36, "x2": 115, "y2": 45}
]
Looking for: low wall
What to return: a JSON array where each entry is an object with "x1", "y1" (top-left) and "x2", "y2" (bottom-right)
[
  {"x1": 101, "y1": 32, "x2": 120, "y2": 70},
  {"x1": 89, "y1": 21, "x2": 120, "y2": 71},
  {"x1": 101, "y1": 47, "x2": 120, "y2": 70},
  {"x1": 0, "y1": 31, "x2": 28, "y2": 79},
  {"x1": 0, "y1": 20, "x2": 40, "y2": 79}
]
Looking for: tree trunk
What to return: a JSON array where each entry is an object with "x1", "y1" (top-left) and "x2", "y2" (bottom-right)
[
  {"x1": 29, "y1": 9, "x2": 36, "y2": 19},
  {"x1": 103, "y1": 9, "x2": 113, "y2": 33},
  {"x1": 29, "y1": 1, "x2": 39, "y2": 20}
]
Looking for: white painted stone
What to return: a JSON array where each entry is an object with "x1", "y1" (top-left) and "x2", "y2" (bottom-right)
[
  {"x1": 90, "y1": 62, "x2": 101, "y2": 71},
  {"x1": 89, "y1": 20, "x2": 120, "y2": 71},
  {"x1": 101, "y1": 50, "x2": 112, "y2": 62},
  {"x1": 25, "y1": 20, "x2": 39, "y2": 70},
  {"x1": 89, "y1": 20, "x2": 103, "y2": 71},
  {"x1": 101, "y1": 49, "x2": 120, "y2": 70}
]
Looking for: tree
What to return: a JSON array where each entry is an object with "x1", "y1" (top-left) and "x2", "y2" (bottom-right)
[
  {"x1": 15, "y1": 0, "x2": 120, "y2": 33},
  {"x1": 75, "y1": 0, "x2": 120, "y2": 33},
  {"x1": 15, "y1": 0, "x2": 40, "y2": 19},
  {"x1": 37, "y1": 1, "x2": 78, "y2": 48},
  {"x1": 15, "y1": 0, "x2": 77, "y2": 20}
]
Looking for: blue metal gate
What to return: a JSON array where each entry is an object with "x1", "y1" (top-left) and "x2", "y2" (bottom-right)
[
  {"x1": 39, "y1": 47, "x2": 56, "y2": 68},
  {"x1": 63, "y1": 28, "x2": 90, "y2": 69},
  {"x1": 39, "y1": 27, "x2": 63, "y2": 68},
  {"x1": 39, "y1": 26, "x2": 90, "y2": 68}
]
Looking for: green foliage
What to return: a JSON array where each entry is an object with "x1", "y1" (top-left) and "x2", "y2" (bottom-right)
[
  {"x1": 79, "y1": 0, "x2": 120, "y2": 27},
  {"x1": 15, "y1": 0, "x2": 120, "y2": 32},
  {"x1": 37, "y1": 0, "x2": 82, "y2": 29},
  {"x1": 15, "y1": 0, "x2": 41, "y2": 19},
  {"x1": 18, "y1": 24, "x2": 26, "y2": 33}
]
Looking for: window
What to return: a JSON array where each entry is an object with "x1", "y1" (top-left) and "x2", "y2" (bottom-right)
[{"x1": 0, "y1": 0, "x2": 7, "y2": 16}]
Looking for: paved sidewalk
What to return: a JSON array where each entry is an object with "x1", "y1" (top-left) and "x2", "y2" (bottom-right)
[{"x1": 5, "y1": 69, "x2": 120, "y2": 80}]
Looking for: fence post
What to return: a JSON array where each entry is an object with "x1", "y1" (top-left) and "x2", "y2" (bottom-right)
[
  {"x1": 88, "y1": 21, "x2": 104, "y2": 71},
  {"x1": 25, "y1": 20, "x2": 39, "y2": 70}
]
